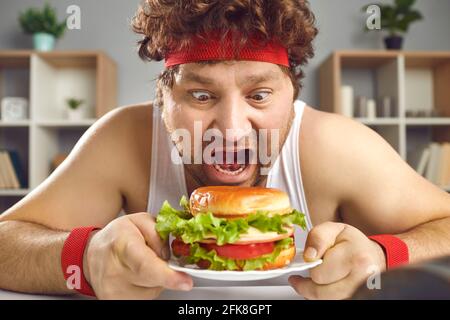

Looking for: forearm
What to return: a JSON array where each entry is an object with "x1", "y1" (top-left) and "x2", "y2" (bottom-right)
[
  {"x1": 397, "y1": 217, "x2": 450, "y2": 264},
  {"x1": 0, "y1": 220, "x2": 71, "y2": 294}
]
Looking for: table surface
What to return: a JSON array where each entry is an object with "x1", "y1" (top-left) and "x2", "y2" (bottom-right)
[{"x1": 0, "y1": 286, "x2": 303, "y2": 300}]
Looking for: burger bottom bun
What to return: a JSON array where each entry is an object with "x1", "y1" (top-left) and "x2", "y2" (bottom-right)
[
  {"x1": 263, "y1": 244, "x2": 296, "y2": 270},
  {"x1": 196, "y1": 244, "x2": 296, "y2": 271}
]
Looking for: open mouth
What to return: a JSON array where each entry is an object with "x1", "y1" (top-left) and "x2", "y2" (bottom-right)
[
  {"x1": 203, "y1": 148, "x2": 257, "y2": 183},
  {"x1": 212, "y1": 149, "x2": 253, "y2": 176}
]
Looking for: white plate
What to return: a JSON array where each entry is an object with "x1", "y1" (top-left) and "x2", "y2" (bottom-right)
[{"x1": 168, "y1": 249, "x2": 322, "y2": 281}]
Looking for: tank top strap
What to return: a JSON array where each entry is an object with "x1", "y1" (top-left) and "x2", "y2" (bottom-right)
[
  {"x1": 146, "y1": 105, "x2": 188, "y2": 215},
  {"x1": 266, "y1": 99, "x2": 313, "y2": 241}
]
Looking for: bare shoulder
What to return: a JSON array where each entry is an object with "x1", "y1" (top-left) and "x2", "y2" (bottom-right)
[
  {"x1": 298, "y1": 106, "x2": 402, "y2": 226},
  {"x1": 300, "y1": 106, "x2": 450, "y2": 233},
  {"x1": 72, "y1": 101, "x2": 154, "y2": 174},
  {"x1": 95, "y1": 101, "x2": 153, "y2": 138},
  {"x1": 92, "y1": 101, "x2": 154, "y2": 212},
  {"x1": 300, "y1": 104, "x2": 406, "y2": 195},
  {"x1": 298, "y1": 106, "x2": 389, "y2": 189},
  {"x1": 300, "y1": 106, "x2": 397, "y2": 155},
  {"x1": 85, "y1": 101, "x2": 154, "y2": 164}
]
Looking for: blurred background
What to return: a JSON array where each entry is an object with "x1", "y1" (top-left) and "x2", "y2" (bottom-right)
[{"x1": 0, "y1": 0, "x2": 449, "y2": 213}]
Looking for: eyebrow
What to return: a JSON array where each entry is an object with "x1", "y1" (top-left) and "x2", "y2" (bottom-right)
[{"x1": 181, "y1": 70, "x2": 280, "y2": 86}]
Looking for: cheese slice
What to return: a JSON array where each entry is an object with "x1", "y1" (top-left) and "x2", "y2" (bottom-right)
[{"x1": 199, "y1": 226, "x2": 294, "y2": 244}]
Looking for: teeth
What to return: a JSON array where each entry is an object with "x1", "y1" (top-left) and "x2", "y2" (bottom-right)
[{"x1": 213, "y1": 164, "x2": 246, "y2": 175}]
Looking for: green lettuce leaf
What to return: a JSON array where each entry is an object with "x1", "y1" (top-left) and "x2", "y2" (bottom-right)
[
  {"x1": 187, "y1": 243, "x2": 239, "y2": 270},
  {"x1": 246, "y1": 209, "x2": 306, "y2": 233},
  {"x1": 156, "y1": 202, "x2": 250, "y2": 245},
  {"x1": 178, "y1": 196, "x2": 191, "y2": 218},
  {"x1": 155, "y1": 198, "x2": 307, "y2": 245},
  {"x1": 282, "y1": 209, "x2": 307, "y2": 229},
  {"x1": 187, "y1": 237, "x2": 295, "y2": 271}
]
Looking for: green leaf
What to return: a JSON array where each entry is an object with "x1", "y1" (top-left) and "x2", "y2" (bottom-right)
[
  {"x1": 188, "y1": 243, "x2": 239, "y2": 270},
  {"x1": 187, "y1": 238, "x2": 295, "y2": 271},
  {"x1": 397, "y1": 11, "x2": 423, "y2": 33},
  {"x1": 66, "y1": 98, "x2": 84, "y2": 110},
  {"x1": 282, "y1": 209, "x2": 307, "y2": 230},
  {"x1": 395, "y1": 0, "x2": 415, "y2": 11},
  {"x1": 179, "y1": 195, "x2": 189, "y2": 211},
  {"x1": 18, "y1": 2, "x2": 66, "y2": 38},
  {"x1": 155, "y1": 200, "x2": 192, "y2": 241},
  {"x1": 247, "y1": 212, "x2": 286, "y2": 233}
]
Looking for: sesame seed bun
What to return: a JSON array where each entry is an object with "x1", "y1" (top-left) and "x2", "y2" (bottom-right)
[{"x1": 190, "y1": 186, "x2": 292, "y2": 217}]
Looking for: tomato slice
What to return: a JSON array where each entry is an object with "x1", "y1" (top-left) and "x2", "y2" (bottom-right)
[
  {"x1": 171, "y1": 238, "x2": 275, "y2": 260},
  {"x1": 171, "y1": 239, "x2": 191, "y2": 257},
  {"x1": 202, "y1": 242, "x2": 275, "y2": 260},
  {"x1": 196, "y1": 260, "x2": 211, "y2": 269}
]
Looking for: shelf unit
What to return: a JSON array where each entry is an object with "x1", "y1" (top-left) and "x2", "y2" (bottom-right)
[
  {"x1": 319, "y1": 50, "x2": 450, "y2": 191},
  {"x1": 0, "y1": 50, "x2": 117, "y2": 212}
]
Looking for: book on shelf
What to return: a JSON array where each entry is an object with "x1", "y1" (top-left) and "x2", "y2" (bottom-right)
[
  {"x1": 0, "y1": 149, "x2": 25, "y2": 189},
  {"x1": 417, "y1": 143, "x2": 450, "y2": 189},
  {"x1": 439, "y1": 144, "x2": 450, "y2": 189},
  {"x1": 0, "y1": 152, "x2": 10, "y2": 188},
  {"x1": 416, "y1": 147, "x2": 431, "y2": 176}
]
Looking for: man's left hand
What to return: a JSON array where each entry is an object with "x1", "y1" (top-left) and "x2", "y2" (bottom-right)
[{"x1": 289, "y1": 222, "x2": 386, "y2": 299}]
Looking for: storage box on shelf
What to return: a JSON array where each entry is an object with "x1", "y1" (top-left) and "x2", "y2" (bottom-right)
[
  {"x1": 0, "y1": 50, "x2": 117, "y2": 213},
  {"x1": 319, "y1": 51, "x2": 450, "y2": 192}
]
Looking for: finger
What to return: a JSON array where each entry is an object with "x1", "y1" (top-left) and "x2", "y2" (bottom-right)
[
  {"x1": 289, "y1": 275, "x2": 355, "y2": 300},
  {"x1": 129, "y1": 213, "x2": 170, "y2": 260},
  {"x1": 309, "y1": 242, "x2": 352, "y2": 285},
  {"x1": 122, "y1": 239, "x2": 193, "y2": 291},
  {"x1": 304, "y1": 222, "x2": 346, "y2": 262}
]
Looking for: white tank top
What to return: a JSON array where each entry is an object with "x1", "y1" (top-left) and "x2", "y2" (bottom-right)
[{"x1": 147, "y1": 100, "x2": 313, "y2": 286}]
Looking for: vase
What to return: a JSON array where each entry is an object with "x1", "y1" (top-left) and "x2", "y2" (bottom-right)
[
  {"x1": 67, "y1": 108, "x2": 85, "y2": 121},
  {"x1": 384, "y1": 36, "x2": 403, "y2": 50},
  {"x1": 33, "y1": 32, "x2": 56, "y2": 51}
]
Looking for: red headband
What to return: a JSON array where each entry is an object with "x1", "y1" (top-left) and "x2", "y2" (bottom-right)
[{"x1": 164, "y1": 30, "x2": 289, "y2": 67}]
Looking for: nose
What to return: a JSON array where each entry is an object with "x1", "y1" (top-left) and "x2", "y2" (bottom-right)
[{"x1": 213, "y1": 96, "x2": 253, "y2": 144}]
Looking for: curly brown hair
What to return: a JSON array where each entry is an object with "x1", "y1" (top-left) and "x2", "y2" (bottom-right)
[{"x1": 132, "y1": 0, "x2": 318, "y2": 104}]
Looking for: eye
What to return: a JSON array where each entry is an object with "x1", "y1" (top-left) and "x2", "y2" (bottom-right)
[
  {"x1": 191, "y1": 90, "x2": 212, "y2": 102},
  {"x1": 250, "y1": 91, "x2": 271, "y2": 101}
]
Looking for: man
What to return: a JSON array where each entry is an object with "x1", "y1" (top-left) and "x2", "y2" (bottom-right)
[{"x1": 1, "y1": 0, "x2": 450, "y2": 300}]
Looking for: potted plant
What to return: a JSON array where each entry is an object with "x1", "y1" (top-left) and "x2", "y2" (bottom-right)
[
  {"x1": 66, "y1": 98, "x2": 85, "y2": 121},
  {"x1": 19, "y1": 3, "x2": 66, "y2": 51},
  {"x1": 363, "y1": 0, "x2": 423, "y2": 50}
]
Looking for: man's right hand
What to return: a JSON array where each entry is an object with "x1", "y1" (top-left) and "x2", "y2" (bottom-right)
[{"x1": 83, "y1": 212, "x2": 193, "y2": 299}]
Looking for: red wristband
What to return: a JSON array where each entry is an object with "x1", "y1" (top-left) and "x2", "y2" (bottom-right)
[
  {"x1": 368, "y1": 234, "x2": 409, "y2": 270},
  {"x1": 61, "y1": 226, "x2": 100, "y2": 297}
]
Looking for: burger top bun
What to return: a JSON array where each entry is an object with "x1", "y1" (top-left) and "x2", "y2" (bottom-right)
[{"x1": 190, "y1": 186, "x2": 292, "y2": 217}]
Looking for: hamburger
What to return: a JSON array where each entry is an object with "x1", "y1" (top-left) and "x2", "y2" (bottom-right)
[{"x1": 156, "y1": 186, "x2": 306, "y2": 271}]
